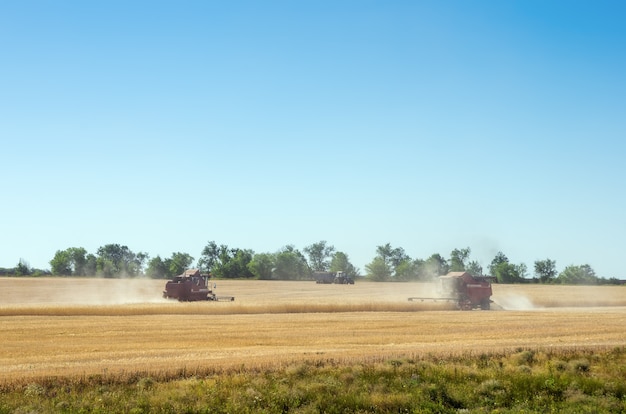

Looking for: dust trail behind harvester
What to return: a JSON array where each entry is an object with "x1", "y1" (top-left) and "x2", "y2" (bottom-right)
[
  {"x1": 79, "y1": 277, "x2": 169, "y2": 305},
  {"x1": 0, "y1": 277, "x2": 168, "y2": 306},
  {"x1": 491, "y1": 293, "x2": 538, "y2": 310}
]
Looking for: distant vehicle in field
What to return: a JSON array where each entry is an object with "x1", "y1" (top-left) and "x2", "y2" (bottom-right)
[
  {"x1": 333, "y1": 271, "x2": 355, "y2": 284},
  {"x1": 163, "y1": 269, "x2": 235, "y2": 302},
  {"x1": 408, "y1": 271, "x2": 492, "y2": 310},
  {"x1": 313, "y1": 271, "x2": 355, "y2": 285}
]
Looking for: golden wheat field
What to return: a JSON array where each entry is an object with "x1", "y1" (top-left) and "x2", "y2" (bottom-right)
[{"x1": 1, "y1": 277, "x2": 625, "y2": 382}]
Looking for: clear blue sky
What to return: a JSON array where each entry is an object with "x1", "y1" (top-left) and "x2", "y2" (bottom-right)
[{"x1": 2, "y1": 1, "x2": 625, "y2": 278}]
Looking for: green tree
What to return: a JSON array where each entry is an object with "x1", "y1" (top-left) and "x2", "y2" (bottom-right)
[
  {"x1": 145, "y1": 255, "x2": 168, "y2": 279},
  {"x1": 96, "y1": 244, "x2": 145, "y2": 277},
  {"x1": 248, "y1": 253, "x2": 275, "y2": 280},
  {"x1": 15, "y1": 259, "x2": 31, "y2": 276},
  {"x1": 411, "y1": 258, "x2": 427, "y2": 280},
  {"x1": 273, "y1": 246, "x2": 310, "y2": 280},
  {"x1": 394, "y1": 259, "x2": 419, "y2": 281},
  {"x1": 373, "y1": 243, "x2": 410, "y2": 278},
  {"x1": 166, "y1": 252, "x2": 195, "y2": 277},
  {"x1": 492, "y1": 262, "x2": 525, "y2": 283},
  {"x1": 67, "y1": 247, "x2": 88, "y2": 276},
  {"x1": 303, "y1": 241, "x2": 335, "y2": 272},
  {"x1": 449, "y1": 247, "x2": 471, "y2": 272},
  {"x1": 85, "y1": 254, "x2": 97, "y2": 276},
  {"x1": 488, "y1": 251, "x2": 528, "y2": 283},
  {"x1": 556, "y1": 264, "x2": 598, "y2": 285},
  {"x1": 365, "y1": 257, "x2": 391, "y2": 281},
  {"x1": 390, "y1": 247, "x2": 409, "y2": 269},
  {"x1": 375, "y1": 243, "x2": 409, "y2": 270},
  {"x1": 466, "y1": 260, "x2": 483, "y2": 276},
  {"x1": 375, "y1": 243, "x2": 395, "y2": 267},
  {"x1": 517, "y1": 263, "x2": 529, "y2": 279},
  {"x1": 220, "y1": 249, "x2": 255, "y2": 279},
  {"x1": 135, "y1": 252, "x2": 149, "y2": 275},
  {"x1": 197, "y1": 241, "x2": 254, "y2": 279},
  {"x1": 97, "y1": 258, "x2": 116, "y2": 278},
  {"x1": 488, "y1": 251, "x2": 509, "y2": 276},
  {"x1": 534, "y1": 258, "x2": 557, "y2": 283},
  {"x1": 329, "y1": 251, "x2": 359, "y2": 279},
  {"x1": 96, "y1": 244, "x2": 127, "y2": 276},
  {"x1": 50, "y1": 247, "x2": 89, "y2": 276},
  {"x1": 419, "y1": 253, "x2": 448, "y2": 280},
  {"x1": 50, "y1": 250, "x2": 72, "y2": 275},
  {"x1": 197, "y1": 241, "x2": 222, "y2": 273}
]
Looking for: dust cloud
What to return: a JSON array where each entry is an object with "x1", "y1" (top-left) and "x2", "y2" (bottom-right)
[
  {"x1": 492, "y1": 293, "x2": 538, "y2": 311},
  {"x1": 362, "y1": 281, "x2": 442, "y2": 302},
  {"x1": 0, "y1": 277, "x2": 168, "y2": 306},
  {"x1": 77, "y1": 278, "x2": 168, "y2": 305}
]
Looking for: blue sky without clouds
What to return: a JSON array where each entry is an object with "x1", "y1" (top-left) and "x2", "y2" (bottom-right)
[{"x1": 1, "y1": 1, "x2": 625, "y2": 278}]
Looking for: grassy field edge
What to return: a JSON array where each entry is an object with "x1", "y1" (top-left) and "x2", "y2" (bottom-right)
[{"x1": 2, "y1": 346, "x2": 625, "y2": 413}]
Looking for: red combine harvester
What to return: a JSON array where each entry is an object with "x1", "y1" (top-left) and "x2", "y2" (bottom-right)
[
  {"x1": 163, "y1": 269, "x2": 234, "y2": 302},
  {"x1": 408, "y1": 271, "x2": 492, "y2": 310}
]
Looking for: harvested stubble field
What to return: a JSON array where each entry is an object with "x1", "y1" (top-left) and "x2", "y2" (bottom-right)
[{"x1": 1, "y1": 277, "x2": 625, "y2": 383}]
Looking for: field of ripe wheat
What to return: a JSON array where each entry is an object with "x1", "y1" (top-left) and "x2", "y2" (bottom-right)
[{"x1": 1, "y1": 277, "x2": 625, "y2": 382}]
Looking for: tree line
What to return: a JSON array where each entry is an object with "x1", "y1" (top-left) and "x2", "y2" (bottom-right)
[
  {"x1": 364, "y1": 244, "x2": 622, "y2": 285},
  {"x1": 1, "y1": 241, "x2": 622, "y2": 285},
  {"x1": 1, "y1": 241, "x2": 358, "y2": 281}
]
